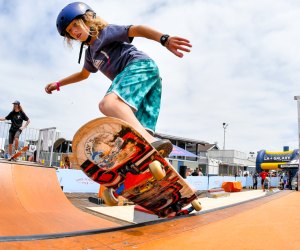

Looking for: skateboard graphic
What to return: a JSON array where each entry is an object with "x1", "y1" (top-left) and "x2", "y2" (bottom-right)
[
  {"x1": 72, "y1": 117, "x2": 202, "y2": 217},
  {"x1": 9, "y1": 146, "x2": 28, "y2": 161}
]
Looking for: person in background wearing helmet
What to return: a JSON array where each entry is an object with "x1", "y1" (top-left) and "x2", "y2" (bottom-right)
[
  {"x1": 0, "y1": 101, "x2": 30, "y2": 157},
  {"x1": 45, "y1": 2, "x2": 192, "y2": 157}
]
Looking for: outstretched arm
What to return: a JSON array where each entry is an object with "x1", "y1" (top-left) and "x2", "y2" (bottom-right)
[
  {"x1": 20, "y1": 119, "x2": 30, "y2": 130},
  {"x1": 0, "y1": 118, "x2": 6, "y2": 122},
  {"x1": 45, "y1": 67, "x2": 90, "y2": 94},
  {"x1": 128, "y1": 25, "x2": 192, "y2": 58}
]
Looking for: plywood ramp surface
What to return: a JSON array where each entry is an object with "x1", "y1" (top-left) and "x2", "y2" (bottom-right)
[
  {"x1": 0, "y1": 161, "x2": 118, "y2": 237},
  {"x1": 1, "y1": 189, "x2": 299, "y2": 250}
]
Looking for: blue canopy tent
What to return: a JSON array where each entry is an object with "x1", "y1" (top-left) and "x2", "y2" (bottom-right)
[{"x1": 169, "y1": 145, "x2": 199, "y2": 158}]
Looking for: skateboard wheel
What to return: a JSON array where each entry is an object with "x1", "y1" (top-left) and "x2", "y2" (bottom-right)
[
  {"x1": 191, "y1": 200, "x2": 202, "y2": 211},
  {"x1": 102, "y1": 188, "x2": 119, "y2": 206},
  {"x1": 149, "y1": 160, "x2": 165, "y2": 181}
]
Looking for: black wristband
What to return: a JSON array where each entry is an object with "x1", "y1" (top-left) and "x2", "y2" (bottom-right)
[{"x1": 160, "y1": 34, "x2": 170, "y2": 46}]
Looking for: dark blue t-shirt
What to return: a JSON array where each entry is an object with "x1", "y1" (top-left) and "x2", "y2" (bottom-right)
[{"x1": 84, "y1": 24, "x2": 151, "y2": 80}]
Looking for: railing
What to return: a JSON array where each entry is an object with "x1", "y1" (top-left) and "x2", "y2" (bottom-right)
[
  {"x1": 0, "y1": 121, "x2": 59, "y2": 166},
  {"x1": 0, "y1": 121, "x2": 39, "y2": 151}
]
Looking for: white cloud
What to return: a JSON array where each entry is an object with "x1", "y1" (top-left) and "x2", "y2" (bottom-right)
[{"x1": 1, "y1": 0, "x2": 300, "y2": 153}]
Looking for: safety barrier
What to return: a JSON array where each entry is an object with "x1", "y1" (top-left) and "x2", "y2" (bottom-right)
[
  {"x1": 54, "y1": 171, "x2": 281, "y2": 193},
  {"x1": 56, "y1": 169, "x2": 100, "y2": 193},
  {"x1": 0, "y1": 121, "x2": 58, "y2": 166},
  {"x1": 0, "y1": 121, "x2": 39, "y2": 156},
  {"x1": 186, "y1": 176, "x2": 280, "y2": 191}
]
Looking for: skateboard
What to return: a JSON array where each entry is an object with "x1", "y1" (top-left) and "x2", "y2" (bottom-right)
[
  {"x1": 8, "y1": 146, "x2": 28, "y2": 161},
  {"x1": 72, "y1": 117, "x2": 202, "y2": 217}
]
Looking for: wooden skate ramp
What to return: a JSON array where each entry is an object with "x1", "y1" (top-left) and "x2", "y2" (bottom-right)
[
  {"x1": 1, "y1": 161, "x2": 300, "y2": 249},
  {"x1": 0, "y1": 161, "x2": 118, "y2": 238},
  {"x1": 1, "y1": 190, "x2": 299, "y2": 249},
  {"x1": 0, "y1": 191, "x2": 300, "y2": 250}
]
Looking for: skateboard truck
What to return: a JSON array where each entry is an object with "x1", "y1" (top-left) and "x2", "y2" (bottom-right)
[
  {"x1": 176, "y1": 206, "x2": 195, "y2": 216},
  {"x1": 117, "y1": 162, "x2": 141, "y2": 178}
]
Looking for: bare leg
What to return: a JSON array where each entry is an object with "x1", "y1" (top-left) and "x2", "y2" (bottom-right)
[
  {"x1": 8, "y1": 144, "x2": 12, "y2": 155},
  {"x1": 99, "y1": 93, "x2": 156, "y2": 143},
  {"x1": 14, "y1": 138, "x2": 19, "y2": 152}
]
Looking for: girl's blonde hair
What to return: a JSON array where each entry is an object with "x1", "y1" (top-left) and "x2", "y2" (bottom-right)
[{"x1": 65, "y1": 11, "x2": 108, "y2": 47}]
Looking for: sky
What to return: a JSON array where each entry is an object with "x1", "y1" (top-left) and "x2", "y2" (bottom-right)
[{"x1": 1, "y1": 0, "x2": 300, "y2": 153}]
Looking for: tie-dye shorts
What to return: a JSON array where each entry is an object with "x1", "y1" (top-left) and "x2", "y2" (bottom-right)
[{"x1": 106, "y1": 59, "x2": 162, "y2": 133}]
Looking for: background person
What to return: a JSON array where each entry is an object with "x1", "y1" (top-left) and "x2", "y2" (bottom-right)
[
  {"x1": 287, "y1": 170, "x2": 292, "y2": 190},
  {"x1": 198, "y1": 167, "x2": 204, "y2": 176},
  {"x1": 62, "y1": 155, "x2": 72, "y2": 169},
  {"x1": 0, "y1": 101, "x2": 30, "y2": 157},
  {"x1": 0, "y1": 149, "x2": 4, "y2": 158},
  {"x1": 263, "y1": 176, "x2": 270, "y2": 192},
  {"x1": 186, "y1": 168, "x2": 193, "y2": 177},
  {"x1": 259, "y1": 170, "x2": 269, "y2": 191},
  {"x1": 252, "y1": 172, "x2": 258, "y2": 189},
  {"x1": 191, "y1": 167, "x2": 200, "y2": 176}
]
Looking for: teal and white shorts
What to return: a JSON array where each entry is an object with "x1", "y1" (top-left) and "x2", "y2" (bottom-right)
[{"x1": 106, "y1": 59, "x2": 162, "y2": 133}]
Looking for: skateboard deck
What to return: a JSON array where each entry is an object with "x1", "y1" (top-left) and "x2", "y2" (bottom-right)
[
  {"x1": 9, "y1": 146, "x2": 28, "y2": 161},
  {"x1": 72, "y1": 117, "x2": 201, "y2": 217}
]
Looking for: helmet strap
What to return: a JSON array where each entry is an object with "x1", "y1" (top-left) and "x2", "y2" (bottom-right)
[
  {"x1": 78, "y1": 27, "x2": 94, "y2": 64},
  {"x1": 77, "y1": 12, "x2": 96, "y2": 64},
  {"x1": 78, "y1": 42, "x2": 85, "y2": 64}
]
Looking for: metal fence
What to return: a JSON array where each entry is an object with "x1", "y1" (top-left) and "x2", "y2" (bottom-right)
[
  {"x1": 0, "y1": 121, "x2": 64, "y2": 166},
  {"x1": 0, "y1": 121, "x2": 40, "y2": 152}
]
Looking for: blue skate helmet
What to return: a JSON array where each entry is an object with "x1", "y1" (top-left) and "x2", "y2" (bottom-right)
[
  {"x1": 56, "y1": 2, "x2": 94, "y2": 36},
  {"x1": 56, "y1": 2, "x2": 96, "y2": 63}
]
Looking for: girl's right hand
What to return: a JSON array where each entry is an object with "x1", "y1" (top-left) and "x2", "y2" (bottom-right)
[
  {"x1": 166, "y1": 36, "x2": 192, "y2": 58},
  {"x1": 45, "y1": 83, "x2": 58, "y2": 94}
]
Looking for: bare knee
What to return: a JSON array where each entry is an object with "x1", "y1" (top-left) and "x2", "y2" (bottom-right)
[
  {"x1": 99, "y1": 99, "x2": 105, "y2": 114},
  {"x1": 99, "y1": 95, "x2": 118, "y2": 115}
]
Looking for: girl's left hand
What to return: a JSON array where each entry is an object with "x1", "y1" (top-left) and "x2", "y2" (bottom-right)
[{"x1": 166, "y1": 36, "x2": 192, "y2": 58}]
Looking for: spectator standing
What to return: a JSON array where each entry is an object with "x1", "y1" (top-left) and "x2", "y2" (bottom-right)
[
  {"x1": 253, "y1": 172, "x2": 258, "y2": 189},
  {"x1": 0, "y1": 101, "x2": 30, "y2": 157},
  {"x1": 263, "y1": 176, "x2": 270, "y2": 191},
  {"x1": 191, "y1": 168, "x2": 199, "y2": 176},
  {"x1": 62, "y1": 155, "x2": 72, "y2": 169},
  {"x1": 0, "y1": 149, "x2": 4, "y2": 158},
  {"x1": 198, "y1": 167, "x2": 204, "y2": 176},
  {"x1": 186, "y1": 168, "x2": 193, "y2": 177},
  {"x1": 287, "y1": 170, "x2": 292, "y2": 190},
  {"x1": 259, "y1": 170, "x2": 269, "y2": 191}
]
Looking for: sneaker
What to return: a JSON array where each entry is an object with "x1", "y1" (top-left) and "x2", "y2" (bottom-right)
[{"x1": 151, "y1": 139, "x2": 173, "y2": 158}]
